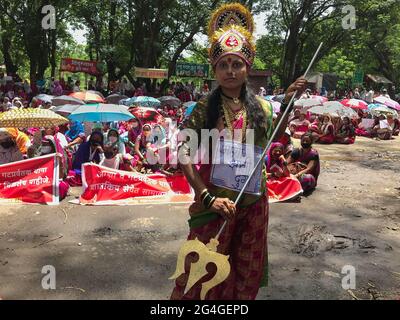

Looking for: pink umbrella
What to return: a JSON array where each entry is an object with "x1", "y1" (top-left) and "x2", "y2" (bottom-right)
[
  {"x1": 341, "y1": 99, "x2": 368, "y2": 110},
  {"x1": 373, "y1": 96, "x2": 400, "y2": 111}
]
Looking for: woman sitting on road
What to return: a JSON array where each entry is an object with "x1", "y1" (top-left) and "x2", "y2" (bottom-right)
[
  {"x1": 287, "y1": 133, "x2": 320, "y2": 193},
  {"x1": 0, "y1": 128, "x2": 24, "y2": 165},
  {"x1": 266, "y1": 142, "x2": 303, "y2": 202},
  {"x1": 27, "y1": 136, "x2": 70, "y2": 200},
  {"x1": 387, "y1": 114, "x2": 399, "y2": 136},
  {"x1": 66, "y1": 131, "x2": 105, "y2": 186},
  {"x1": 105, "y1": 128, "x2": 126, "y2": 155},
  {"x1": 289, "y1": 111, "x2": 310, "y2": 139},
  {"x1": 335, "y1": 116, "x2": 356, "y2": 144},
  {"x1": 315, "y1": 114, "x2": 336, "y2": 144}
]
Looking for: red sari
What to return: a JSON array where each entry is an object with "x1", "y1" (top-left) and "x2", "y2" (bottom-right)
[
  {"x1": 318, "y1": 122, "x2": 335, "y2": 144},
  {"x1": 266, "y1": 143, "x2": 303, "y2": 203}
]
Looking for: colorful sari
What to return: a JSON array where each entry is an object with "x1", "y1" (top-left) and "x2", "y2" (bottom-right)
[
  {"x1": 170, "y1": 97, "x2": 273, "y2": 300},
  {"x1": 335, "y1": 121, "x2": 356, "y2": 144},
  {"x1": 266, "y1": 143, "x2": 303, "y2": 203},
  {"x1": 318, "y1": 121, "x2": 335, "y2": 144},
  {"x1": 43, "y1": 135, "x2": 70, "y2": 200},
  {"x1": 289, "y1": 147, "x2": 320, "y2": 192}
]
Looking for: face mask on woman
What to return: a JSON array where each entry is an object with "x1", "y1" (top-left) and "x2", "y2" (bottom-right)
[{"x1": 301, "y1": 142, "x2": 312, "y2": 149}]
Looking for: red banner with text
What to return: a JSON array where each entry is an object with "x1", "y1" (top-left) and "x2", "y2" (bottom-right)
[
  {"x1": 78, "y1": 163, "x2": 193, "y2": 205},
  {"x1": 0, "y1": 155, "x2": 59, "y2": 205},
  {"x1": 60, "y1": 58, "x2": 102, "y2": 76}
]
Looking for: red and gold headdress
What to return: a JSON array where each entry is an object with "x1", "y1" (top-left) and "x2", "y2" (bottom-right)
[{"x1": 208, "y1": 3, "x2": 256, "y2": 67}]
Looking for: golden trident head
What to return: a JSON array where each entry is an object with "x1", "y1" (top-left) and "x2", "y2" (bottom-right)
[{"x1": 169, "y1": 236, "x2": 231, "y2": 300}]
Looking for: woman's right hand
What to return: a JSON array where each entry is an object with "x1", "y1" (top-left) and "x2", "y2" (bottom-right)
[{"x1": 209, "y1": 197, "x2": 236, "y2": 221}]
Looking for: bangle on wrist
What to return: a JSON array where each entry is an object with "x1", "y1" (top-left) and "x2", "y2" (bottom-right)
[
  {"x1": 199, "y1": 189, "x2": 208, "y2": 201},
  {"x1": 207, "y1": 196, "x2": 216, "y2": 209},
  {"x1": 202, "y1": 192, "x2": 214, "y2": 208}
]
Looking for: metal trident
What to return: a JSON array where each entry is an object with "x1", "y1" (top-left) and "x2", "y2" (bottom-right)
[{"x1": 170, "y1": 43, "x2": 324, "y2": 300}]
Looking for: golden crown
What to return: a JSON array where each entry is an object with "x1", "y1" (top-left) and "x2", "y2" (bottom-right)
[{"x1": 208, "y1": 3, "x2": 256, "y2": 66}]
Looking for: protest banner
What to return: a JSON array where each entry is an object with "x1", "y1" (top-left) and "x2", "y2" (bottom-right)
[
  {"x1": 76, "y1": 163, "x2": 193, "y2": 205},
  {"x1": 0, "y1": 154, "x2": 59, "y2": 205},
  {"x1": 134, "y1": 67, "x2": 168, "y2": 79},
  {"x1": 60, "y1": 58, "x2": 102, "y2": 76}
]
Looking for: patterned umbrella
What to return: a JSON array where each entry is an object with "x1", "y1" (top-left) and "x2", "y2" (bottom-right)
[
  {"x1": 106, "y1": 94, "x2": 128, "y2": 104},
  {"x1": 0, "y1": 108, "x2": 69, "y2": 128},
  {"x1": 129, "y1": 106, "x2": 163, "y2": 124},
  {"x1": 125, "y1": 96, "x2": 161, "y2": 108},
  {"x1": 158, "y1": 96, "x2": 182, "y2": 107},
  {"x1": 52, "y1": 95, "x2": 84, "y2": 106},
  {"x1": 69, "y1": 91, "x2": 105, "y2": 103},
  {"x1": 341, "y1": 99, "x2": 368, "y2": 110},
  {"x1": 69, "y1": 103, "x2": 134, "y2": 122},
  {"x1": 373, "y1": 96, "x2": 400, "y2": 111}
]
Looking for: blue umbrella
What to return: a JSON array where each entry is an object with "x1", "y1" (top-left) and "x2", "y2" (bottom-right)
[
  {"x1": 68, "y1": 103, "x2": 134, "y2": 122},
  {"x1": 184, "y1": 102, "x2": 197, "y2": 117},
  {"x1": 368, "y1": 103, "x2": 385, "y2": 111},
  {"x1": 124, "y1": 96, "x2": 161, "y2": 108}
]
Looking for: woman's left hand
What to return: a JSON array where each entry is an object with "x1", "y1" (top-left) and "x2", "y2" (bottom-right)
[{"x1": 284, "y1": 77, "x2": 308, "y2": 103}]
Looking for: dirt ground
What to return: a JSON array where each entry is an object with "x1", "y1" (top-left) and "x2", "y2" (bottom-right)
[{"x1": 0, "y1": 136, "x2": 399, "y2": 300}]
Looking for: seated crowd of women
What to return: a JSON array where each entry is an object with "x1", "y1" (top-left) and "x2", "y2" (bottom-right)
[{"x1": 0, "y1": 117, "x2": 180, "y2": 200}]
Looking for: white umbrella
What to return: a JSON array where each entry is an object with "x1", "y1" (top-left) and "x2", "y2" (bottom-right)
[
  {"x1": 294, "y1": 98, "x2": 323, "y2": 108},
  {"x1": 308, "y1": 102, "x2": 358, "y2": 118},
  {"x1": 369, "y1": 105, "x2": 399, "y2": 118}
]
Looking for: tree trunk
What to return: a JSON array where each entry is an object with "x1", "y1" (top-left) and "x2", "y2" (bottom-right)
[
  {"x1": 50, "y1": 29, "x2": 57, "y2": 78},
  {"x1": 106, "y1": 0, "x2": 117, "y2": 85}
]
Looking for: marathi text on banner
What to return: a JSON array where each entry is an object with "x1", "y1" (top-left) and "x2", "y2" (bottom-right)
[
  {"x1": 0, "y1": 154, "x2": 59, "y2": 205},
  {"x1": 60, "y1": 58, "x2": 102, "y2": 76},
  {"x1": 134, "y1": 67, "x2": 169, "y2": 79},
  {"x1": 175, "y1": 63, "x2": 210, "y2": 78},
  {"x1": 78, "y1": 163, "x2": 193, "y2": 205}
]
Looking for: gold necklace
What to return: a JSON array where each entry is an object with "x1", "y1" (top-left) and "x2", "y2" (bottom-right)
[{"x1": 222, "y1": 100, "x2": 247, "y2": 142}]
